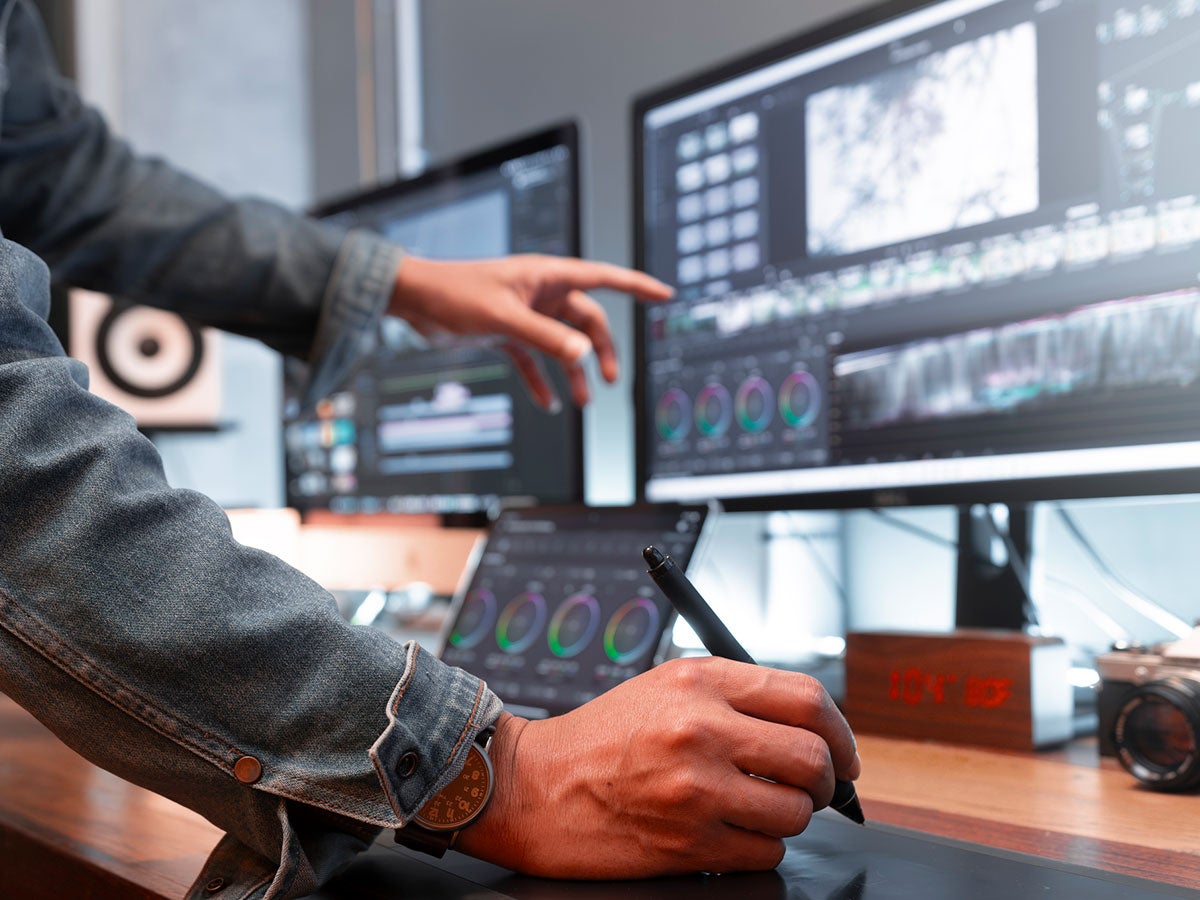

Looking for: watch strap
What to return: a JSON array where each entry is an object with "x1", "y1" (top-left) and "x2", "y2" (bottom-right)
[{"x1": 394, "y1": 820, "x2": 461, "y2": 858}]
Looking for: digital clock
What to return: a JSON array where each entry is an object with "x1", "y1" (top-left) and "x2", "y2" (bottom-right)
[{"x1": 844, "y1": 630, "x2": 1073, "y2": 751}]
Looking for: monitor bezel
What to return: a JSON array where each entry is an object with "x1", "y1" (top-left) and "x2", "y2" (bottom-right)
[
  {"x1": 630, "y1": 0, "x2": 1200, "y2": 512},
  {"x1": 312, "y1": 120, "x2": 581, "y2": 228},
  {"x1": 290, "y1": 120, "x2": 585, "y2": 517}
]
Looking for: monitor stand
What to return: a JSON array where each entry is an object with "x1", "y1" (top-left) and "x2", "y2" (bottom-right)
[{"x1": 954, "y1": 503, "x2": 1033, "y2": 631}]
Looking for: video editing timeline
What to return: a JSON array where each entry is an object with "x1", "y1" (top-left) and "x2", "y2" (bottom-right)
[
  {"x1": 639, "y1": 0, "x2": 1200, "y2": 503},
  {"x1": 440, "y1": 506, "x2": 709, "y2": 716},
  {"x1": 837, "y1": 286, "x2": 1200, "y2": 455},
  {"x1": 285, "y1": 128, "x2": 581, "y2": 515}
]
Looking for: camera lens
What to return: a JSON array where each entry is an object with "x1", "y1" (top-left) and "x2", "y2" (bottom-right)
[{"x1": 1112, "y1": 679, "x2": 1200, "y2": 792}]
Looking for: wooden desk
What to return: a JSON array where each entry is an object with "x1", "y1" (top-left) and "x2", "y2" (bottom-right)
[
  {"x1": 853, "y1": 734, "x2": 1200, "y2": 888},
  {"x1": 2, "y1": 694, "x2": 1198, "y2": 898},
  {"x1": 0, "y1": 695, "x2": 221, "y2": 899}
]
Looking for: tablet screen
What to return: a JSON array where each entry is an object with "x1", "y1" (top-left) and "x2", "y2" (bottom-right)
[{"x1": 440, "y1": 504, "x2": 711, "y2": 717}]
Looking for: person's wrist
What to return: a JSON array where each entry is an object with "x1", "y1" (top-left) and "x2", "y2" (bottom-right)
[
  {"x1": 454, "y1": 711, "x2": 533, "y2": 868},
  {"x1": 389, "y1": 255, "x2": 432, "y2": 318}
]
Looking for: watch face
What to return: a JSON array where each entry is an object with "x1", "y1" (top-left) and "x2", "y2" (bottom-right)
[{"x1": 413, "y1": 742, "x2": 494, "y2": 832}]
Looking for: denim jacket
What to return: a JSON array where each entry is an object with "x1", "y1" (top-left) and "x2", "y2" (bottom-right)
[{"x1": 0, "y1": 2, "x2": 502, "y2": 897}]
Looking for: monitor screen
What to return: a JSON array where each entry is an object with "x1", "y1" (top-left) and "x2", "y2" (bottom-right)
[
  {"x1": 634, "y1": 0, "x2": 1200, "y2": 508},
  {"x1": 438, "y1": 503, "x2": 712, "y2": 718},
  {"x1": 285, "y1": 123, "x2": 582, "y2": 516}
]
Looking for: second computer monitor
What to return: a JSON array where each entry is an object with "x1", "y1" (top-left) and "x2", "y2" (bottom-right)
[{"x1": 286, "y1": 123, "x2": 582, "y2": 516}]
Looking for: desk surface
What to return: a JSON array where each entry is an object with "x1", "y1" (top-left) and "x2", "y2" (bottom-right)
[{"x1": 2, "y1": 693, "x2": 1198, "y2": 899}]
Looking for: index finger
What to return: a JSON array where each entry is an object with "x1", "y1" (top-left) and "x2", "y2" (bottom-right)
[
  {"x1": 715, "y1": 662, "x2": 859, "y2": 780},
  {"x1": 542, "y1": 257, "x2": 674, "y2": 302}
]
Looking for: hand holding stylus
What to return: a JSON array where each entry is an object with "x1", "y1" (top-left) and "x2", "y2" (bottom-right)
[
  {"x1": 643, "y1": 545, "x2": 865, "y2": 825},
  {"x1": 459, "y1": 652, "x2": 862, "y2": 877}
]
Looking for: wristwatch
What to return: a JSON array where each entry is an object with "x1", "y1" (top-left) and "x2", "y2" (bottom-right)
[{"x1": 394, "y1": 727, "x2": 495, "y2": 858}]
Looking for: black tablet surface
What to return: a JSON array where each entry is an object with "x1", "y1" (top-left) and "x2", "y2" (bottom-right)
[{"x1": 316, "y1": 813, "x2": 1197, "y2": 899}]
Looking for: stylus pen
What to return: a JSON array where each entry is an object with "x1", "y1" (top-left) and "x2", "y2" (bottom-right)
[{"x1": 642, "y1": 545, "x2": 865, "y2": 826}]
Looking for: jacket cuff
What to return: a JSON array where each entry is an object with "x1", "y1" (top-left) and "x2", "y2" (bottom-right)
[
  {"x1": 370, "y1": 642, "x2": 504, "y2": 821},
  {"x1": 185, "y1": 643, "x2": 502, "y2": 900},
  {"x1": 185, "y1": 802, "x2": 379, "y2": 900},
  {"x1": 301, "y1": 229, "x2": 415, "y2": 407}
]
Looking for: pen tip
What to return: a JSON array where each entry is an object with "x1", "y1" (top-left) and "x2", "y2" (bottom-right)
[
  {"x1": 832, "y1": 781, "x2": 867, "y2": 825},
  {"x1": 643, "y1": 546, "x2": 666, "y2": 567}
]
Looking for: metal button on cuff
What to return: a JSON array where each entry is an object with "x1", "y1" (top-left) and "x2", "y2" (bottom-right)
[
  {"x1": 205, "y1": 877, "x2": 225, "y2": 893},
  {"x1": 396, "y1": 751, "x2": 419, "y2": 778},
  {"x1": 233, "y1": 756, "x2": 263, "y2": 784}
]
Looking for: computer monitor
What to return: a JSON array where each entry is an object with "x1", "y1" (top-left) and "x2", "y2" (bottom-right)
[
  {"x1": 285, "y1": 123, "x2": 582, "y2": 518},
  {"x1": 634, "y1": 1, "x2": 1200, "y2": 625}
]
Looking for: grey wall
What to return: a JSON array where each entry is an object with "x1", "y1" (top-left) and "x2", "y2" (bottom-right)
[
  {"x1": 308, "y1": 0, "x2": 371, "y2": 202},
  {"x1": 118, "y1": 0, "x2": 311, "y2": 206},
  {"x1": 421, "y1": 0, "x2": 871, "y2": 505}
]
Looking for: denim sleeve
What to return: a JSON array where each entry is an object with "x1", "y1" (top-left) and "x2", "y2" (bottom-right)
[
  {"x1": 0, "y1": 0, "x2": 404, "y2": 404},
  {"x1": 0, "y1": 236, "x2": 504, "y2": 897}
]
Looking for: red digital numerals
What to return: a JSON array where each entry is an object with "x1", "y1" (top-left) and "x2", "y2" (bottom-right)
[{"x1": 888, "y1": 667, "x2": 1012, "y2": 709}]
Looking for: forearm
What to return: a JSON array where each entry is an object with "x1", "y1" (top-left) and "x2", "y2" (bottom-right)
[{"x1": 8, "y1": 121, "x2": 403, "y2": 390}]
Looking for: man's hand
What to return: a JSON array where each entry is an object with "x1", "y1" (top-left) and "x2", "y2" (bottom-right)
[
  {"x1": 389, "y1": 255, "x2": 673, "y2": 408},
  {"x1": 456, "y1": 657, "x2": 862, "y2": 879}
]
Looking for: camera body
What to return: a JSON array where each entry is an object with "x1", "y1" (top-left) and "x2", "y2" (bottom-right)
[{"x1": 1095, "y1": 626, "x2": 1200, "y2": 791}]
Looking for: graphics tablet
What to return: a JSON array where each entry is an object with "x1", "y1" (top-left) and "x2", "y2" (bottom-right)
[{"x1": 314, "y1": 814, "x2": 1198, "y2": 899}]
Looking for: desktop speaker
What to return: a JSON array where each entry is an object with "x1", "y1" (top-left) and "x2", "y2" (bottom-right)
[{"x1": 68, "y1": 289, "x2": 222, "y2": 429}]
